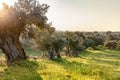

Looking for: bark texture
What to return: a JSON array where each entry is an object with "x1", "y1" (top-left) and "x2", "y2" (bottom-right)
[
  {"x1": 48, "y1": 51, "x2": 54, "y2": 60},
  {"x1": 0, "y1": 36, "x2": 26, "y2": 65}
]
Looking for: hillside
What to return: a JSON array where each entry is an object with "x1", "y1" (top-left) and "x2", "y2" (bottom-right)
[{"x1": 0, "y1": 47, "x2": 120, "y2": 80}]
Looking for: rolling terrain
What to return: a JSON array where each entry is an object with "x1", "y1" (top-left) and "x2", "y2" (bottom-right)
[{"x1": 0, "y1": 46, "x2": 120, "y2": 80}]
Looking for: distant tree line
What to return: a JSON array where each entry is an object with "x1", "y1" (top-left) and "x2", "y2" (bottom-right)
[{"x1": 23, "y1": 30, "x2": 120, "y2": 59}]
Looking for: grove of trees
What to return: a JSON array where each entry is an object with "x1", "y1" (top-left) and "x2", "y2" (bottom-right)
[
  {"x1": 33, "y1": 30, "x2": 120, "y2": 59},
  {"x1": 0, "y1": 0, "x2": 120, "y2": 65}
]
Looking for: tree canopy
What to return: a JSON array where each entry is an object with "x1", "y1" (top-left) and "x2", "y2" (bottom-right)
[{"x1": 0, "y1": 0, "x2": 51, "y2": 64}]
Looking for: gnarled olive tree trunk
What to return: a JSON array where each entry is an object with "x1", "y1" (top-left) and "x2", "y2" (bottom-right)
[{"x1": 0, "y1": 36, "x2": 27, "y2": 65}]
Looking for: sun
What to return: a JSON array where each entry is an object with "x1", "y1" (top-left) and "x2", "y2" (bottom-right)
[
  {"x1": 0, "y1": 0, "x2": 3, "y2": 10},
  {"x1": 0, "y1": 0, "x2": 16, "y2": 10},
  {"x1": 0, "y1": 2, "x2": 3, "y2": 10}
]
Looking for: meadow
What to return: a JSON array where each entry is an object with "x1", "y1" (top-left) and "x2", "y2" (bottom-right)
[
  {"x1": 0, "y1": 46, "x2": 120, "y2": 80},
  {"x1": 0, "y1": 0, "x2": 119, "y2": 80}
]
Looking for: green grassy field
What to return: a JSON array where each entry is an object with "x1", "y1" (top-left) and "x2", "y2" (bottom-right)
[{"x1": 0, "y1": 47, "x2": 120, "y2": 80}]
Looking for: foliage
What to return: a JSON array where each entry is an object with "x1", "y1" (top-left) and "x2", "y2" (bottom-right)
[
  {"x1": 104, "y1": 40, "x2": 118, "y2": 49},
  {"x1": 83, "y1": 38, "x2": 95, "y2": 48},
  {"x1": 117, "y1": 40, "x2": 120, "y2": 49},
  {"x1": 64, "y1": 31, "x2": 84, "y2": 56},
  {"x1": 35, "y1": 30, "x2": 66, "y2": 59},
  {"x1": 0, "y1": 0, "x2": 52, "y2": 63},
  {"x1": 31, "y1": 31, "x2": 120, "y2": 59},
  {"x1": 51, "y1": 32, "x2": 66, "y2": 58}
]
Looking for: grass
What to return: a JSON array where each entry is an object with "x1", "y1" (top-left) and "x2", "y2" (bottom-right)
[
  {"x1": 0, "y1": 60, "x2": 42, "y2": 80},
  {"x1": 0, "y1": 46, "x2": 120, "y2": 80}
]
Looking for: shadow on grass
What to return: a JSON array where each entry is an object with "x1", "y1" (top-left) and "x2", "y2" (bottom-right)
[
  {"x1": 0, "y1": 60, "x2": 43, "y2": 80},
  {"x1": 102, "y1": 50, "x2": 120, "y2": 58},
  {"x1": 52, "y1": 58, "x2": 98, "y2": 75},
  {"x1": 79, "y1": 50, "x2": 120, "y2": 66},
  {"x1": 53, "y1": 58, "x2": 120, "y2": 80},
  {"x1": 91, "y1": 57, "x2": 120, "y2": 66},
  {"x1": 83, "y1": 49, "x2": 120, "y2": 60}
]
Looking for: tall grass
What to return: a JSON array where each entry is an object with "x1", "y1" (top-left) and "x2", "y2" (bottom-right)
[{"x1": 0, "y1": 46, "x2": 120, "y2": 80}]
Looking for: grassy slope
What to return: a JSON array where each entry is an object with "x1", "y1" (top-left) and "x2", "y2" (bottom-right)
[{"x1": 0, "y1": 47, "x2": 120, "y2": 80}]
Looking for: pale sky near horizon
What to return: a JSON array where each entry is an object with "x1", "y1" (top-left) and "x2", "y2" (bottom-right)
[{"x1": 1, "y1": 0, "x2": 120, "y2": 31}]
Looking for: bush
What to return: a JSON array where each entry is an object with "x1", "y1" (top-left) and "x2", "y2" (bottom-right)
[
  {"x1": 94, "y1": 37, "x2": 105, "y2": 46},
  {"x1": 78, "y1": 46, "x2": 86, "y2": 51},
  {"x1": 104, "y1": 40, "x2": 118, "y2": 49},
  {"x1": 83, "y1": 39, "x2": 95, "y2": 48},
  {"x1": 116, "y1": 40, "x2": 120, "y2": 49}
]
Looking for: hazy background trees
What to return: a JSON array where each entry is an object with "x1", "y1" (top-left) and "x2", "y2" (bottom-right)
[{"x1": 31, "y1": 30, "x2": 120, "y2": 59}]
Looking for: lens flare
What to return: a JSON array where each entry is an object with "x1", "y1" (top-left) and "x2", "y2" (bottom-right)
[{"x1": 0, "y1": 3, "x2": 3, "y2": 10}]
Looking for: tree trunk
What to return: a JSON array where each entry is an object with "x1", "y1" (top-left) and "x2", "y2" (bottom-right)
[
  {"x1": 48, "y1": 50, "x2": 54, "y2": 60},
  {"x1": 55, "y1": 48, "x2": 61, "y2": 58},
  {"x1": 0, "y1": 36, "x2": 27, "y2": 65},
  {"x1": 66, "y1": 45, "x2": 71, "y2": 56},
  {"x1": 56, "y1": 53, "x2": 61, "y2": 58},
  {"x1": 72, "y1": 51, "x2": 78, "y2": 57}
]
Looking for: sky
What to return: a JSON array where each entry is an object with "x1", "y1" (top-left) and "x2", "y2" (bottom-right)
[{"x1": 1, "y1": 0, "x2": 120, "y2": 31}]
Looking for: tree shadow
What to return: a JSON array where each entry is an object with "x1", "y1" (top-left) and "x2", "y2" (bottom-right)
[
  {"x1": 80, "y1": 50, "x2": 120, "y2": 66},
  {"x1": 0, "y1": 60, "x2": 43, "y2": 80},
  {"x1": 52, "y1": 58, "x2": 120, "y2": 80},
  {"x1": 85, "y1": 49, "x2": 120, "y2": 60},
  {"x1": 91, "y1": 58, "x2": 120, "y2": 66},
  {"x1": 52, "y1": 58, "x2": 97, "y2": 75}
]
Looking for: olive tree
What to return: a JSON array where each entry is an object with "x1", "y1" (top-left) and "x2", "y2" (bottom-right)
[
  {"x1": 0, "y1": 0, "x2": 50, "y2": 64},
  {"x1": 51, "y1": 32, "x2": 66, "y2": 58},
  {"x1": 64, "y1": 31, "x2": 84, "y2": 56}
]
